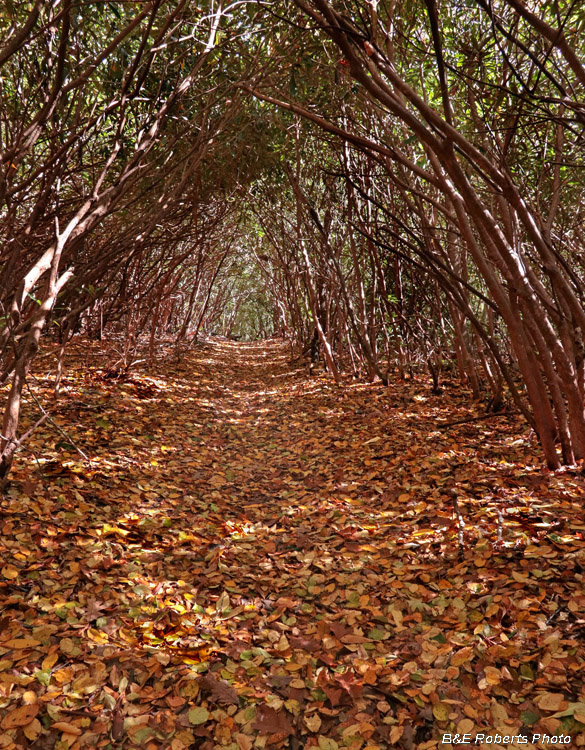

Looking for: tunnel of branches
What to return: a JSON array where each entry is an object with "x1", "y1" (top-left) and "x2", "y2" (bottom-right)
[{"x1": 2, "y1": 0, "x2": 585, "y2": 477}]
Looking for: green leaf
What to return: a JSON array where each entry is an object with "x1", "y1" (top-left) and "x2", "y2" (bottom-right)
[
  {"x1": 521, "y1": 709, "x2": 540, "y2": 725},
  {"x1": 132, "y1": 727, "x2": 154, "y2": 743},
  {"x1": 431, "y1": 632, "x2": 447, "y2": 643},
  {"x1": 35, "y1": 670, "x2": 51, "y2": 686},
  {"x1": 346, "y1": 591, "x2": 360, "y2": 608},
  {"x1": 368, "y1": 628, "x2": 388, "y2": 641},
  {"x1": 188, "y1": 707, "x2": 210, "y2": 725}
]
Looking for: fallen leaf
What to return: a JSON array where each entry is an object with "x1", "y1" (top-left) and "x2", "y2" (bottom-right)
[
  {"x1": 304, "y1": 713, "x2": 322, "y2": 732},
  {"x1": 188, "y1": 707, "x2": 210, "y2": 725},
  {"x1": 535, "y1": 693, "x2": 567, "y2": 712},
  {"x1": 198, "y1": 674, "x2": 238, "y2": 705},
  {"x1": 253, "y1": 705, "x2": 293, "y2": 734},
  {"x1": 52, "y1": 721, "x2": 82, "y2": 735},
  {"x1": 1, "y1": 704, "x2": 39, "y2": 729},
  {"x1": 432, "y1": 703, "x2": 450, "y2": 721},
  {"x1": 1, "y1": 565, "x2": 19, "y2": 579}
]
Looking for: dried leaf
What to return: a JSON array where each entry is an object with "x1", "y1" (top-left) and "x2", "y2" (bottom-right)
[
  {"x1": 432, "y1": 703, "x2": 449, "y2": 722},
  {"x1": 188, "y1": 707, "x2": 210, "y2": 725},
  {"x1": 198, "y1": 674, "x2": 238, "y2": 705},
  {"x1": 304, "y1": 713, "x2": 322, "y2": 732},
  {"x1": 253, "y1": 706, "x2": 293, "y2": 734},
  {"x1": 1, "y1": 704, "x2": 39, "y2": 729}
]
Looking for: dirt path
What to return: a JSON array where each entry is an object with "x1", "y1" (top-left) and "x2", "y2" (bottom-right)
[{"x1": 1, "y1": 339, "x2": 585, "y2": 749}]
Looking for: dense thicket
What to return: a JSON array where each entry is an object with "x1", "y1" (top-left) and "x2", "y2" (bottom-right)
[{"x1": 2, "y1": 0, "x2": 585, "y2": 476}]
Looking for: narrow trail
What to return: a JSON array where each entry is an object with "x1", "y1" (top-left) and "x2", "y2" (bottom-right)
[{"x1": 2, "y1": 339, "x2": 585, "y2": 748}]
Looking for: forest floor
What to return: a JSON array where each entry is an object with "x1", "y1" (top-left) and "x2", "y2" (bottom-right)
[{"x1": 1, "y1": 338, "x2": 585, "y2": 750}]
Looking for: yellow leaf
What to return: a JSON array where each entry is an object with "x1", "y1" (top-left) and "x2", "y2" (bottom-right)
[
  {"x1": 72, "y1": 674, "x2": 99, "y2": 694},
  {"x1": 484, "y1": 666, "x2": 501, "y2": 685},
  {"x1": 451, "y1": 647, "x2": 473, "y2": 666},
  {"x1": 285, "y1": 699, "x2": 301, "y2": 716},
  {"x1": 52, "y1": 667, "x2": 74, "y2": 684},
  {"x1": 23, "y1": 718, "x2": 42, "y2": 741},
  {"x1": 276, "y1": 634, "x2": 290, "y2": 651},
  {"x1": 389, "y1": 726, "x2": 403, "y2": 743},
  {"x1": 464, "y1": 704, "x2": 478, "y2": 719},
  {"x1": 305, "y1": 714, "x2": 322, "y2": 732},
  {"x1": 3, "y1": 637, "x2": 41, "y2": 650},
  {"x1": 432, "y1": 703, "x2": 450, "y2": 721},
  {"x1": 457, "y1": 719, "x2": 474, "y2": 734},
  {"x1": 87, "y1": 628, "x2": 109, "y2": 644},
  {"x1": 1, "y1": 565, "x2": 19, "y2": 580},
  {"x1": 42, "y1": 653, "x2": 59, "y2": 671}
]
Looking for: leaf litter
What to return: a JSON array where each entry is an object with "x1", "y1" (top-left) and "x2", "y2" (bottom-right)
[{"x1": 1, "y1": 338, "x2": 585, "y2": 750}]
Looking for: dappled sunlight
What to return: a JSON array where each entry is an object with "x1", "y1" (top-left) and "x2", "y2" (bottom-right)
[{"x1": 2, "y1": 338, "x2": 585, "y2": 748}]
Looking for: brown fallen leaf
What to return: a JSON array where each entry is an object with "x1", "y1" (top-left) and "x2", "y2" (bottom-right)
[
  {"x1": 198, "y1": 673, "x2": 238, "y2": 705},
  {"x1": 535, "y1": 693, "x2": 567, "y2": 712},
  {"x1": 1, "y1": 703, "x2": 39, "y2": 729},
  {"x1": 3, "y1": 637, "x2": 41, "y2": 649},
  {"x1": 111, "y1": 709, "x2": 124, "y2": 740},
  {"x1": 253, "y1": 705, "x2": 293, "y2": 734},
  {"x1": 52, "y1": 721, "x2": 82, "y2": 735}
]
